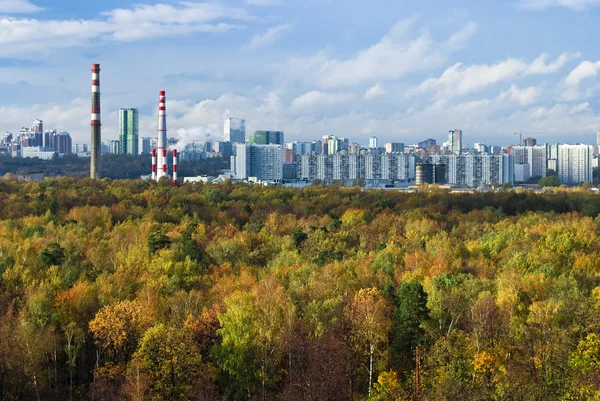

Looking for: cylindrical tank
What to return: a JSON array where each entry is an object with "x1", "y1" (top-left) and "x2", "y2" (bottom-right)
[
  {"x1": 416, "y1": 162, "x2": 434, "y2": 185},
  {"x1": 434, "y1": 162, "x2": 446, "y2": 185}
]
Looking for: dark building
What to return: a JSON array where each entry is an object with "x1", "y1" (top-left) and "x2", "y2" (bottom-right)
[
  {"x1": 251, "y1": 130, "x2": 284, "y2": 145},
  {"x1": 416, "y1": 162, "x2": 434, "y2": 185}
]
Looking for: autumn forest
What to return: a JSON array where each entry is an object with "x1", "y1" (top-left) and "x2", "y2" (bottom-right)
[{"x1": 0, "y1": 179, "x2": 599, "y2": 401}]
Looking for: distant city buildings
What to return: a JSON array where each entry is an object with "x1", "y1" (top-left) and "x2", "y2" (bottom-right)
[
  {"x1": 369, "y1": 136, "x2": 378, "y2": 149},
  {"x1": 0, "y1": 119, "x2": 72, "y2": 158},
  {"x1": 102, "y1": 140, "x2": 120, "y2": 154},
  {"x1": 418, "y1": 139, "x2": 436, "y2": 149}
]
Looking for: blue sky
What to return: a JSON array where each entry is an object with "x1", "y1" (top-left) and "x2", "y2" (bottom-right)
[{"x1": 0, "y1": 0, "x2": 599, "y2": 147}]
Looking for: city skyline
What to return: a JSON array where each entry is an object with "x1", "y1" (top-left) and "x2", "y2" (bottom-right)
[{"x1": 0, "y1": 0, "x2": 600, "y2": 145}]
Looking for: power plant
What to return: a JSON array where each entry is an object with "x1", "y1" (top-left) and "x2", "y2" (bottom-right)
[
  {"x1": 90, "y1": 64, "x2": 101, "y2": 179},
  {"x1": 151, "y1": 90, "x2": 178, "y2": 182}
]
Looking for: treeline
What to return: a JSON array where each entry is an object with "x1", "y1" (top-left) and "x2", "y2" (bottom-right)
[
  {"x1": 0, "y1": 180, "x2": 599, "y2": 400},
  {"x1": 0, "y1": 154, "x2": 228, "y2": 179}
]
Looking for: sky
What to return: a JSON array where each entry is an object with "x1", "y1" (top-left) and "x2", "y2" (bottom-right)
[{"x1": 0, "y1": 0, "x2": 600, "y2": 147}]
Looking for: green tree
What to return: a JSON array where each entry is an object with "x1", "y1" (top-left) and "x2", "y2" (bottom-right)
[
  {"x1": 214, "y1": 291, "x2": 260, "y2": 400},
  {"x1": 346, "y1": 288, "x2": 391, "y2": 398},
  {"x1": 391, "y1": 282, "x2": 429, "y2": 373},
  {"x1": 127, "y1": 324, "x2": 203, "y2": 401},
  {"x1": 539, "y1": 175, "x2": 562, "y2": 187}
]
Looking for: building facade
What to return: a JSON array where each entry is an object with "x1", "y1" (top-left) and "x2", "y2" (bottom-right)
[
  {"x1": 557, "y1": 144, "x2": 594, "y2": 185},
  {"x1": 233, "y1": 144, "x2": 283, "y2": 181},
  {"x1": 224, "y1": 118, "x2": 246, "y2": 144},
  {"x1": 119, "y1": 108, "x2": 139, "y2": 155},
  {"x1": 448, "y1": 129, "x2": 462, "y2": 155}
]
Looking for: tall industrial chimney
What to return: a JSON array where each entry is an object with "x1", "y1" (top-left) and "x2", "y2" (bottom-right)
[
  {"x1": 151, "y1": 148, "x2": 157, "y2": 181},
  {"x1": 90, "y1": 64, "x2": 101, "y2": 179},
  {"x1": 172, "y1": 149, "x2": 178, "y2": 182},
  {"x1": 155, "y1": 90, "x2": 168, "y2": 181}
]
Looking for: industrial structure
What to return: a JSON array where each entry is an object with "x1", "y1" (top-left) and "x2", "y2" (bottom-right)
[
  {"x1": 90, "y1": 64, "x2": 101, "y2": 179},
  {"x1": 151, "y1": 90, "x2": 178, "y2": 182}
]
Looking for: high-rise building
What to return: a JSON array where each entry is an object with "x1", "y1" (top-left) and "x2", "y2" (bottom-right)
[
  {"x1": 138, "y1": 137, "x2": 151, "y2": 155},
  {"x1": 418, "y1": 139, "x2": 436, "y2": 149},
  {"x1": 251, "y1": 130, "x2": 284, "y2": 145},
  {"x1": 523, "y1": 137, "x2": 537, "y2": 146},
  {"x1": 557, "y1": 144, "x2": 594, "y2": 184},
  {"x1": 448, "y1": 129, "x2": 462, "y2": 155},
  {"x1": 327, "y1": 136, "x2": 342, "y2": 155},
  {"x1": 225, "y1": 118, "x2": 246, "y2": 144},
  {"x1": 369, "y1": 136, "x2": 378, "y2": 149},
  {"x1": 119, "y1": 108, "x2": 139, "y2": 155},
  {"x1": 233, "y1": 144, "x2": 283, "y2": 181},
  {"x1": 51, "y1": 132, "x2": 72, "y2": 154},
  {"x1": 596, "y1": 132, "x2": 600, "y2": 148},
  {"x1": 31, "y1": 119, "x2": 43, "y2": 147},
  {"x1": 297, "y1": 153, "x2": 416, "y2": 182},
  {"x1": 385, "y1": 142, "x2": 405, "y2": 153},
  {"x1": 430, "y1": 154, "x2": 513, "y2": 187},
  {"x1": 102, "y1": 140, "x2": 120, "y2": 154},
  {"x1": 512, "y1": 145, "x2": 548, "y2": 179}
]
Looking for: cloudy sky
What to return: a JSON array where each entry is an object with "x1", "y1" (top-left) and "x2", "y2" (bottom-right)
[{"x1": 0, "y1": 0, "x2": 599, "y2": 147}]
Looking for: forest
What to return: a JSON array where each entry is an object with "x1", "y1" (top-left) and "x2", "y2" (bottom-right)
[{"x1": 0, "y1": 179, "x2": 599, "y2": 400}]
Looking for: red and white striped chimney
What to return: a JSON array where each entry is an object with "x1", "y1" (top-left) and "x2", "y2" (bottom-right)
[
  {"x1": 156, "y1": 90, "x2": 167, "y2": 181},
  {"x1": 172, "y1": 149, "x2": 178, "y2": 182},
  {"x1": 90, "y1": 64, "x2": 101, "y2": 179},
  {"x1": 151, "y1": 148, "x2": 157, "y2": 181}
]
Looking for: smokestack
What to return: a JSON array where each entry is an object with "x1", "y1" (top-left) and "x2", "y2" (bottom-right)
[
  {"x1": 90, "y1": 64, "x2": 101, "y2": 179},
  {"x1": 172, "y1": 149, "x2": 178, "y2": 182},
  {"x1": 156, "y1": 90, "x2": 167, "y2": 181},
  {"x1": 151, "y1": 148, "x2": 157, "y2": 181}
]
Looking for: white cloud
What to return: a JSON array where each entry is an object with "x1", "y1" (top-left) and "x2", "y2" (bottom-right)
[
  {"x1": 407, "y1": 52, "x2": 576, "y2": 98},
  {"x1": 248, "y1": 23, "x2": 292, "y2": 50},
  {"x1": 565, "y1": 60, "x2": 600, "y2": 86},
  {"x1": 290, "y1": 90, "x2": 354, "y2": 112},
  {"x1": 499, "y1": 84, "x2": 541, "y2": 106},
  {"x1": 0, "y1": 2, "x2": 249, "y2": 55},
  {"x1": 288, "y1": 18, "x2": 478, "y2": 89},
  {"x1": 518, "y1": 0, "x2": 600, "y2": 11},
  {"x1": 0, "y1": 0, "x2": 41, "y2": 13},
  {"x1": 364, "y1": 83, "x2": 387, "y2": 100}
]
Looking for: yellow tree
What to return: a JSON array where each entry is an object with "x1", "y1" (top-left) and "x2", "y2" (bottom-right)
[{"x1": 345, "y1": 288, "x2": 391, "y2": 398}]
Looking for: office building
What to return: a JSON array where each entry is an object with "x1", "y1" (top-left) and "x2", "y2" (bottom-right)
[
  {"x1": 225, "y1": 118, "x2": 246, "y2": 144},
  {"x1": 119, "y1": 108, "x2": 139, "y2": 155}
]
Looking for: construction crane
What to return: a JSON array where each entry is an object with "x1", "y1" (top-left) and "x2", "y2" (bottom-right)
[
  {"x1": 514, "y1": 132, "x2": 546, "y2": 146},
  {"x1": 514, "y1": 132, "x2": 523, "y2": 146}
]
